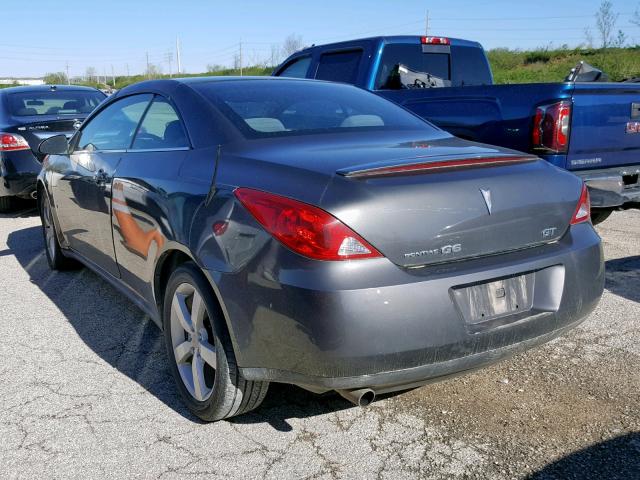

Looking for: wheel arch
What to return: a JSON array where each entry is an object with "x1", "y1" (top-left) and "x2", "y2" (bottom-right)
[{"x1": 152, "y1": 247, "x2": 238, "y2": 351}]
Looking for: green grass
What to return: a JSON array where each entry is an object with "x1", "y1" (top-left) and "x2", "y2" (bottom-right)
[
  {"x1": 488, "y1": 46, "x2": 640, "y2": 83},
  {"x1": 110, "y1": 65, "x2": 273, "y2": 90}
]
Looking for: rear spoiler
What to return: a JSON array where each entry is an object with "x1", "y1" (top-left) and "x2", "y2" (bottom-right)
[{"x1": 336, "y1": 155, "x2": 538, "y2": 178}]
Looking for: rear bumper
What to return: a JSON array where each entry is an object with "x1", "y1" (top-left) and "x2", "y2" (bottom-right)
[
  {"x1": 0, "y1": 150, "x2": 41, "y2": 198},
  {"x1": 574, "y1": 165, "x2": 640, "y2": 208},
  {"x1": 210, "y1": 223, "x2": 604, "y2": 391}
]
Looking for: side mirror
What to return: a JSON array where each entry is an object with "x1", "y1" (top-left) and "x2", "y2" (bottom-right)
[{"x1": 38, "y1": 135, "x2": 69, "y2": 155}]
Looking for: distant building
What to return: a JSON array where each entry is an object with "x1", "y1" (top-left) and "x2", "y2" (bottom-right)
[{"x1": 0, "y1": 78, "x2": 45, "y2": 86}]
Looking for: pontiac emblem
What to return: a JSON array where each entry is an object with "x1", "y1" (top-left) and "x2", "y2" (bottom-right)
[{"x1": 480, "y1": 188, "x2": 492, "y2": 215}]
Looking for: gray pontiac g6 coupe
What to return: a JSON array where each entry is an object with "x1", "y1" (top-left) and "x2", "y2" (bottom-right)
[{"x1": 37, "y1": 77, "x2": 604, "y2": 420}]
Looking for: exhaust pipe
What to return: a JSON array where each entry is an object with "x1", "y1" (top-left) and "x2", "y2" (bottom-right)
[
  {"x1": 336, "y1": 388, "x2": 376, "y2": 407},
  {"x1": 30, "y1": 191, "x2": 37, "y2": 200}
]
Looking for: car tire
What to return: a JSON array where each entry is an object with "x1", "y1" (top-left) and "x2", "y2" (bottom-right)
[
  {"x1": 0, "y1": 195, "x2": 14, "y2": 213},
  {"x1": 163, "y1": 262, "x2": 269, "y2": 421},
  {"x1": 40, "y1": 192, "x2": 79, "y2": 270},
  {"x1": 591, "y1": 209, "x2": 612, "y2": 225}
]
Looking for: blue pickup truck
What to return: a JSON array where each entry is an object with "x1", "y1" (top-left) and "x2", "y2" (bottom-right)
[{"x1": 274, "y1": 35, "x2": 640, "y2": 224}]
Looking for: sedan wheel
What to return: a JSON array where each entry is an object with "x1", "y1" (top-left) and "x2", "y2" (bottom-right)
[
  {"x1": 40, "y1": 192, "x2": 78, "y2": 271},
  {"x1": 170, "y1": 283, "x2": 217, "y2": 401},
  {"x1": 163, "y1": 262, "x2": 269, "y2": 421}
]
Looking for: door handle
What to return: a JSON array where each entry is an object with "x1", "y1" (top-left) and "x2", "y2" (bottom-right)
[{"x1": 93, "y1": 168, "x2": 110, "y2": 186}]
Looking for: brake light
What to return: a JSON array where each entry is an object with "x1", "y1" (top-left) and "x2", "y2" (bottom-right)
[
  {"x1": 234, "y1": 188, "x2": 382, "y2": 261},
  {"x1": 0, "y1": 133, "x2": 30, "y2": 152},
  {"x1": 421, "y1": 36, "x2": 450, "y2": 45},
  {"x1": 532, "y1": 101, "x2": 572, "y2": 153},
  {"x1": 570, "y1": 183, "x2": 591, "y2": 225}
]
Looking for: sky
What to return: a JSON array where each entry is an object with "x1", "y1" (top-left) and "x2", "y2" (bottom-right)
[{"x1": 1, "y1": 0, "x2": 638, "y2": 78}]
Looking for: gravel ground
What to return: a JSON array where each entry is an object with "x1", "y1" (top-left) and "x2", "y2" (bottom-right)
[{"x1": 0, "y1": 204, "x2": 638, "y2": 480}]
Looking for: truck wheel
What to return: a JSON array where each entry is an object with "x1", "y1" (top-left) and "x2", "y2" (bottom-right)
[
  {"x1": 0, "y1": 196, "x2": 14, "y2": 213},
  {"x1": 163, "y1": 262, "x2": 269, "y2": 421},
  {"x1": 591, "y1": 209, "x2": 612, "y2": 225}
]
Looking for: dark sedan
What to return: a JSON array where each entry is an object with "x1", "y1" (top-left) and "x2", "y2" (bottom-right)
[
  {"x1": 37, "y1": 77, "x2": 604, "y2": 421},
  {"x1": 0, "y1": 85, "x2": 105, "y2": 211}
]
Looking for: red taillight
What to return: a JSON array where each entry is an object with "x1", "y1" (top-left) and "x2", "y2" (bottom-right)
[
  {"x1": 570, "y1": 183, "x2": 591, "y2": 225},
  {"x1": 532, "y1": 101, "x2": 572, "y2": 153},
  {"x1": 0, "y1": 133, "x2": 30, "y2": 152},
  {"x1": 234, "y1": 188, "x2": 382, "y2": 261},
  {"x1": 421, "y1": 36, "x2": 450, "y2": 45}
]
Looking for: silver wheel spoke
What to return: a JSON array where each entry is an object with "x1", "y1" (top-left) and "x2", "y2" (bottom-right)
[
  {"x1": 199, "y1": 341, "x2": 217, "y2": 369},
  {"x1": 174, "y1": 341, "x2": 192, "y2": 364},
  {"x1": 192, "y1": 354, "x2": 206, "y2": 401},
  {"x1": 172, "y1": 293, "x2": 193, "y2": 334},
  {"x1": 190, "y1": 290, "x2": 206, "y2": 331}
]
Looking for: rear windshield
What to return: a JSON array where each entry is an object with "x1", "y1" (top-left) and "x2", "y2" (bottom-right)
[
  {"x1": 193, "y1": 80, "x2": 434, "y2": 138},
  {"x1": 8, "y1": 90, "x2": 105, "y2": 116},
  {"x1": 376, "y1": 44, "x2": 451, "y2": 90},
  {"x1": 375, "y1": 43, "x2": 492, "y2": 89}
]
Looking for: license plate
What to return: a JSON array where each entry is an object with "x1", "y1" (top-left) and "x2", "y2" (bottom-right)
[{"x1": 452, "y1": 273, "x2": 534, "y2": 325}]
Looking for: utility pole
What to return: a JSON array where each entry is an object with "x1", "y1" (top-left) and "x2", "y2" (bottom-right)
[
  {"x1": 166, "y1": 51, "x2": 173, "y2": 78},
  {"x1": 239, "y1": 41, "x2": 243, "y2": 76},
  {"x1": 126, "y1": 63, "x2": 130, "y2": 77},
  {"x1": 176, "y1": 35, "x2": 182, "y2": 74},
  {"x1": 146, "y1": 52, "x2": 150, "y2": 79},
  {"x1": 65, "y1": 61, "x2": 70, "y2": 85},
  {"x1": 111, "y1": 64, "x2": 115, "y2": 87},
  {"x1": 425, "y1": 10, "x2": 429, "y2": 36}
]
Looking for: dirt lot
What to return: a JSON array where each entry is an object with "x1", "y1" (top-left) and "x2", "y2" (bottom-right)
[{"x1": 0, "y1": 205, "x2": 638, "y2": 479}]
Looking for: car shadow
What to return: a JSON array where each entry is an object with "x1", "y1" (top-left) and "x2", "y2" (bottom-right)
[
  {"x1": 6, "y1": 224, "x2": 353, "y2": 429},
  {"x1": 605, "y1": 255, "x2": 640, "y2": 303},
  {"x1": 527, "y1": 432, "x2": 640, "y2": 479}
]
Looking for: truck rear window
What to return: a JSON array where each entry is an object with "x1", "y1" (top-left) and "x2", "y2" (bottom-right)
[
  {"x1": 375, "y1": 44, "x2": 450, "y2": 90},
  {"x1": 8, "y1": 90, "x2": 105, "y2": 116}
]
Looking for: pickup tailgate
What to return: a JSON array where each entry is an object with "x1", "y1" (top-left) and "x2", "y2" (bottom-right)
[{"x1": 567, "y1": 83, "x2": 640, "y2": 170}]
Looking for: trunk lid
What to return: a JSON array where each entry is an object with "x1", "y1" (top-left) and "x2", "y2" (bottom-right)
[
  {"x1": 8, "y1": 117, "x2": 83, "y2": 154},
  {"x1": 567, "y1": 83, "x2": 640, "y2": 170},
  {"x1": 320, "y1": 145, "x2": 581, "y2": 267}
]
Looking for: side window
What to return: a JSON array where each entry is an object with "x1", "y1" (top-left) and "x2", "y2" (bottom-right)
[
  {"x1": 132, "y1": 97, "x2": 189, "y2": 150},
  {"x1": 277, "y1": 56, "x2": 311, "y2": 78},
  {"x1": 315, "y1": 50, "x2": 362, "y2": 84},
  {"x1": 76, "y1": 94, "x2": 152, "y2": 151}
]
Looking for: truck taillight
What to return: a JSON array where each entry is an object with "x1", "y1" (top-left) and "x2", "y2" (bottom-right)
[
  {"x1": 421, "y1": 36, "x2": 450, "y2": 45},
  {"x1": 531, "y1": 101, "x2": 572, "y2": 153},
  {"x1": 0, "y1": 133, "x2": 30, "y2": 152}
]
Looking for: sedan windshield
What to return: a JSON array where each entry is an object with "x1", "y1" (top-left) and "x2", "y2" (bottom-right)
[
  {"x1": 193, "y1": 80, "x2": 435, "y2": 138},
  {"x1": 8, "y1": 90, "x2": 105, "y2": 116}
]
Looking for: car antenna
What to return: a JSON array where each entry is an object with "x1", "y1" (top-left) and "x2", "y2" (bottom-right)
[{"x1": 205, "y1": 144, "x2": 221, "y2": 207}]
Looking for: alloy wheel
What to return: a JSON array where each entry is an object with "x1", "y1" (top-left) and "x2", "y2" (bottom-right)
[{"x1": 170, "y1": 283, "x2": 217, "y2": 401}]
